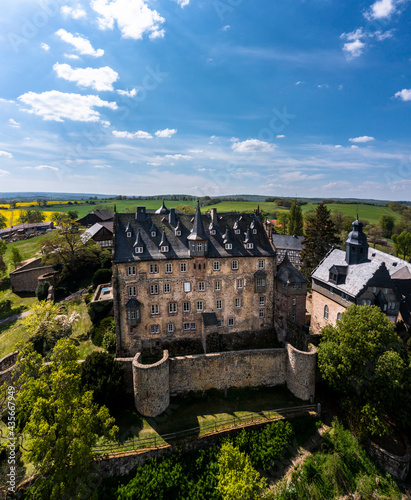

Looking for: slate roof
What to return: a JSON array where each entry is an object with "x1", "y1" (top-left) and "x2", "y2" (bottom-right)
[
  {"x1": 114, "y1": 208, "x2": 274, "y2": 263},
  {"x1": 81, "y1": 221, "x2": 114, "y2": 243},
  {"x1": 312, "y1": 247, "x2": 410, "y2": 298},
  {"x1": 276, "y1": 252, "x2": 308, "y2": 285},
  {"x1": 272, "y1": 234, "x2": 305, "y2": 252},
  {"x1": 0, "y1": 221, "x2": 53, "y2": 236}
]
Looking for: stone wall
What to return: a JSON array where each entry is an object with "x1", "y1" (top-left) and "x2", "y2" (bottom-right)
[
  {"x1": 368, "y1": 436, "x2": 411, "y2": 480},
  {"x1": 132, "y1": 351, "x2": 170, "y2": 417},
  {"x1": 0, "y1": 351, "x2": 19, "y2": 386},
  {"x1": 311, "y1": 288, "x2": 348, "y2": 335},
  {"x1": 10, "y1": 264, "x2": 55, "y2": 293},
  {"x1": 132, "y1": 344, "x2": 317, "y2": 417}
]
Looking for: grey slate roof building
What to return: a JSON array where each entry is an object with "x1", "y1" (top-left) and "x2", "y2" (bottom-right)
[
  {"x1": 272, "y1": 234, "x2": 305, "y2": 269},
  {"x1": 0, "y1": 221, "x2": 54, "y2": 240},
  {"x1": 311, "y1": 218, "x2": 411, "y2": 335},
  {"x1": 77, "y1": 209, "x2": 113, "y2": 227},
  {"x1": 276, "y1": 252, "x2": 308, "y2": 286},
  {"x1": 81, "y1": 221, "x2": 114, "y2": 247}
]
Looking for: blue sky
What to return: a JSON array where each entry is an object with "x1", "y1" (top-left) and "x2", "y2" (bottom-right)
[{"x1": 0, "y1": 0, "x2": 411, "y2": 200}]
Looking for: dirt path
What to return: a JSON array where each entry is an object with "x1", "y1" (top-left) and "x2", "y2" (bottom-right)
[{"x1": 0, "y1": 310, "x2": 32, "y2": 327}]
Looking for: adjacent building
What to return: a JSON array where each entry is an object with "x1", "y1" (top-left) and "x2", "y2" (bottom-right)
[
  {"x1": 77, "y1": 209, "x2": 113, "y2": 227},
  {"x1": 113, "y1": 202, "x2": 279, "y2": 357},
  {"x1": 272, "y1": 234, "x2": 305, "y2": 269},
  {"x1": 311, "y1": 218, "x2": 411, "y2": 335},
  {"x1": 81, "y1": 221, "x2": 114, "y2": 247}
]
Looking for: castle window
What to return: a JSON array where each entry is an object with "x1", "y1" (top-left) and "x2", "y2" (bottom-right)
[
  {"x1": 246, "y1": 243, "x2": 254, "y2": 249},
  {"x1": 237, "y1": 279, "x2": 243, "y2": 289},
  {"x1": 216, "y1": 299, "x2": 222, "y2": 310},
  {"x1": 175, "y1": 230, "x2": 182, "y2": 237},
  {"x1": 253, "y1": 229, "x2": 257, "y2": 235},
  {"x1": 196, "y1": 301, "x2": 203, "y2": 312},
  {"x1": 127, "y1": 266, "x2": 136, "y2": 276},
  {"x1": 161, "y1": 245, "x2": 169, "y2": 253},
  {"x1": 337, "y1": 313, "x2": 342, "y2": 321},
  {"x1": 213, "y1": 261, "x2": 220, "y2": 271},
  {"x1": 169, "y1": 303, "x2": 177, "y2": 314},
  {"x1": 184, "y1": 282, "x2": 191, "y2": 292},
  {"x1": 215, "y1": 281, "x2": 221, "y2": 291},
  {"x1": 180, "y1": 263, "x2": 187, "y2": 272},
  {"x1": 373, "y1": 287, "x2": 376, "y2": 293},
  {"x1": 225, "y1": 243, "x2": 232, "y2": 250},
  {"x1": 168, "y1": 323, "x2": 174, "y2": 333},
  {"x1": 129, "y1": 327, "x2": 134, "y2": 335},
  {"x1": 183, "y1": 302, "x2": 190, "y2": 312},
  {"x1": 149, "y1": 264, "x2": 158, "y2": 274},
  {"x1": 292, "y1": 298, "x2": 296, "y2": 306},
  {"x1": 190, "y1": 322, "x2": 196, "y2": 330},
  {"x1": 384, "y1": 288, "x2": 388, "y2": 294},
  {"x1": 257, "y1": 278, "x2": 266, "y2": 288},
  {"x1": 235, "y1": 229, "x2": 241, "y2": 235},
  {"x1": 128, "y1": 286, "x2": 136, "y2": 297},
  {"x1": 324, "y1": 305, "x2": 329, "y2": 320},
  {"x1": 228, "y1": 318, "x2": 234, "y2": 327},
  {"x1": 258, "y1": 259, "x2": 265, "y2": 269},
  {"x1": 259, "y1": 296, "x2": 265, "y2": 306},
  {"x1": 193, "y1": 263, "x2": 196, "y2": 270},
  {"x1": 164, "y1": 283, "x2": 171, "y2": 294},
  {"x1": 150, "y1": 284, "x2": 159, "y2": 295},
  {"x1": 217, "y1": 320, "x2": 223, "y2": 327},
  {"x1": 259, "y1": 309, "x2": 264, "y2": 318},
  {"x1": 165, "y1": 263, "x2": 173, "y2": 274},
  {"x1": 127, "y1": 231, "x2": 132, "y2": 238},
  {"x1": 150, "y1": 325, "x2": 160, "y2": 334},
  {"x1": 197, "y1": 242, "x2": 203, "y2": 252},
  {"x1": 151, "y1": 304, "x2": 159, "y2": 315},
  {"x1": 198, "y1": 281, "x2": 205, "y2": 291},
  {"x1": 151, "y1": 231, "x2": 156, "y2": 238},
  {"x1": 211, "y1": 229, "x2": 216, "y2": 235},
  {"x1": 235, "y1": 298, "x2": 241, "y2": 308},
  {"x1": 232, "y1": 260, "x2": 239, "y2": 270},
  {"x1": 183, "y1": 323, "x2": 190, "y2": 331},
  {"x1": 135, "y1": 247, "x2": 143, "y2": 254}
]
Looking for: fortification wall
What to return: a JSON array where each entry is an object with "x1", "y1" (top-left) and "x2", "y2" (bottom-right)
[
  {"x1": 132, "y1": 351, "x2": 170, "y2": 417},
  {"x1": 286, "y1": 343, "x2": 317, "y2": 401},
  {"x1": 0, "y1": 351, "x2": 19, "y2": 386},
  {"x1": 169, "y1": 349, "x2": 286, "y2": 394}
]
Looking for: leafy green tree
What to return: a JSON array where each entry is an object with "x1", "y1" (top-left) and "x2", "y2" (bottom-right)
[
  {"x1": 277, "y1": 212, "x2": 288, "y2": 234},
  {"x1": 288, "y1": 199, "x2": 304, "y2": 235},
  {"x1": 217, "y1": 442, "x2": 266, "y2": 500},
  {"x1": 35, "y1": 280, "x2": 51, "y2": 301},
  {"x1": 9, "y1": 200, "x2": 17, "y2": 209},
  {"x1": 18, "y1": 209, "x2": 46, "y2": 223},
  {"x1": 367, "y1": 226, "x2": 385, "y2": 249},
  {"x1": 81, "y1": 351, "x2": 124, "y2": 409},
  {"x1": 92, "y1": 268, "x2": 112, "y2": 287},
  {"x1": 10, "y1": 246, "x2": 23, "y2": 268},
  {"x1": 0, "y1": 212, "x2": 7, "y2": 229},
  {"x1": 378, "y1": 215, "x2": 395, "y2": 238},
  {"x1": 318, "y1": 305, "x2": 411, "y2": 437},
  {"x1": 13, "y1": 340, "x2": 118, "y2": 499},
  {"x1": 67, "y1": 210, "x2": 79, "y2": 220},
  {"x1": 300, "y1": 202, "x2": 339, "y2": 279},
  {"x1": 392, "y1": 231, "x2": 411, "y2": 260}
]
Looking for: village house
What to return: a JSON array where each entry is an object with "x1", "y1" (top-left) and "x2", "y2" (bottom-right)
[
  {"x1": 81, "y1": 221, "x2": 114, "y2": 248},
  {"x1": 10, "y1": 257, "x2": 57, "y2": 294},
  {"x1": 311, "y1": 218, "x2": 411, "y2": 337},
  {"x1": 0, "y1": 221, "x2": 54, "y2": 241},
  {"x1": 77, "y1": 209, "x2": 113, "y2": 227},
  {"x1": 272, "y1": 234, "x2": 305, "y2": 269}
]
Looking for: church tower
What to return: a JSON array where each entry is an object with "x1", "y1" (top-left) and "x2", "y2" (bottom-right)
[{"x1": 345, "y1": 218, "x2": 369, "y2": 265}]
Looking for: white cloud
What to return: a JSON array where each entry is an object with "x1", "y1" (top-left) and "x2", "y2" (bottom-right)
[
  {"x1": 188, "y1": 149, "x2": 203, "y2": 153},
  {"x1": 222, "y1": 25, "x2": 230, "y2": 31},
  {"x1": 164, "y1": 154, "x2": 192, "y2": 160},
  {"x1": 0, "y1": 151, "x2": 13, "y2": 159},
  {"x1": 322, "y1": 181, "x2": 352, "y2": 190},
  {"x1": 394, "y1": 88, "x2": 411, "y2": 101},
  {"x1": 61, "y1": 5, "x2": 87, "y2": 19},
  {"x1": 41, "y1": 42, "x2": 50, "y2": 51},
  {"x1": 64, "y1": 53, "x2": 81, "y2": 60},
  {"x1": 276, "y1": 135, "x2": 285, "y2": 138},
  {"x1": 280, "y1": 171, "x2": 323, "y2": 181},
  {"x1": 175, "y1": 0, "x2": 190, "y2": 6},
  {"x1": 232, "y1": 139, "x2": 274, "y2": 153},
  {"x1": 94, "y1": 164, "x2": 111, "y2": 168},
  {"x1": 113, "y1": 130, "x2": 153, "y2": 139},
  {"x1": 55, "y1": 29, "x2": 104, "y2": 57},
  {"x1": 0, "y1": 170, "x2": 9, "y2": 177},
  {"x1": 8, "y1": 118, "x2": 20, "y2": 128},
  {"x1": 334, "y1": 145, "x2": 342, "y2": 148},
  {"x1": 295, "y1": 81, "x2": 303, "y2": 85},
  {"x1": 197, "y1": 167, "x2": 215, "y2": 172},
  {"x1": 343, "y1": 39, "x2": 366, "y2": 59},
  {"x1": 18, "y1": 91, "x2": 117, "y2": 122},
  {"x1": 91, "y1": 0, "x2": 165, "y2": 40},
  {"x1": 364, "y1": 0, "x2": 399, "y2": 20},
  {"x1": 0, "y1": 98, "x2": 15, "y2": 104},
  {"x1": 23, "y1": 165, "x2": 60, "y2": 171},
  {"x1": 341, "y1": 27, "x2": 394, "y2": 59},
  {"x1": 155, "y1": 128, "x2": 177, "y2": 138},
  {"x1": 349, "y1": 136, "x2": 375, "y2": 143},
  {"x1": 117, "y1": 88, "x2": 137, "y2": 97},
  {"x1": 53, "y1": 63, "x2": 119, "y2": 91}
]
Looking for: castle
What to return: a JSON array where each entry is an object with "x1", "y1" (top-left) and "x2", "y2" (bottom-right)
[{"x1": 112, "y1": 201, "x2": 315, "y2": 417}]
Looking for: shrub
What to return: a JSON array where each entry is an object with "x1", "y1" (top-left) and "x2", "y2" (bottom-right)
[
  {"x1": 35, "y1": 281, "x2": 51, "y2": 301},
  {"x1": 92, "y1": 268, "x2": 112, "y2": 288}
]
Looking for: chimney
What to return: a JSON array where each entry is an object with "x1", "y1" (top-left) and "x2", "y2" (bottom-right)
[
  {"x1": 211, "y1": 208, "x2": 218, "y2": 224},
  {"x1": 135, "y1": 206, "x2": 146, "y2": 221},
  {"x1": 168, "y1": 208, "x2": 177, "y2": 226}
]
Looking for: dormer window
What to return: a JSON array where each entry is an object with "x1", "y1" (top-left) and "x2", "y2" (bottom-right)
[
  {"x1": 197, "y1": 242, "x2": 203, "y2": 252},
  {"x1": 175, "y1": 230, "x2": 182, "y2": 237},
  {"x1": 235, "y1": 229, "x2": 241, "y2": 235},
  {"x1": 225, "y1": 243, "x2": 232, "y2": 250},
  {"x1": 246, "y1": 243, "x2": 254, "y2": 249},
  {"x1": 127, "y1": 231, "x2": 132, "y2": 238},
  {"x1": 161, "y1": 245, "x2": 169, "y2": 253},
  {"x1": 151, "y1": 231, "x2": 156, "y2": 238},
  {"x1": 252, "y1": 229, "x2": 257, "y2": 235},
  {"x1": 329, "y1": 272, "x2": 337, "y2": 283},
  {"x1": 210, "y1": 229, "x2": 216, "y2": 235},
  {"x1": 135, "y1": 247, "x2": 143, "y2": 254}
]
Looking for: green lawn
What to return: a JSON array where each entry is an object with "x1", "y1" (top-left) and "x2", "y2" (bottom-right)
[{"x1": 2, "y1": 233, "x2": 52, "y2": 275}]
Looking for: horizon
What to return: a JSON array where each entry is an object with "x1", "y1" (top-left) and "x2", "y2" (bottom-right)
[{"x1": 1, "y1": 1, "x2": 411, "y2": 201}]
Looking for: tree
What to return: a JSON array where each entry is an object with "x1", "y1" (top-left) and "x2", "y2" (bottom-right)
[
  {"x1": 10, "y1": 247, "x2": 23, "y2": 268},
  {"x1": 288, "y1": 199, "x2": 304, "y2": 235},
  {"x1": 367, "y1": 226, "x2": 385, "y2": 249},
  {"x1": 0, "y1": 212, "x2": 7, "y2": 229},
  {"x1": 12, "y1": 340, "x2": 118, "y2": 499},
  {"x1": 318, "y1": 305, "x2": 411, "y2": 437},
  {"x1": 217, "y1": 442, "x2": 266, "y2": 500},
  {"x1": 18, "y1": 209, "x2": 46, "y2": 223},
  {"x1": 276, "y1": 212, "x2": 288, "y2": 234},
  {"x1": 392, "y1": 231, "x2": 411, "y2": 260},
  {"x1": 378, "y1": 215, "x2": 395, "y2": 238},
  {"x1": 9, "y1": 200, "x2": 17, "y2": 209},
  {"x1": 35, "y1": 281, "x2": 50, "y2": 301},
  {"x1": 92, "y1": 268, "x2": 112, "y2": 287},
  {"x1": 300, "y1": 202, "x2": 339, "y2": 279}
]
